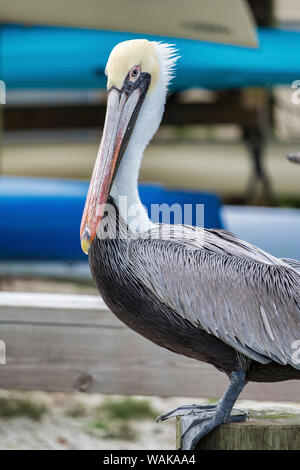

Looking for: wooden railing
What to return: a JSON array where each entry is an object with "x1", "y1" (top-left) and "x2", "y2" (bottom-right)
[{"x1": 0, "y1": 291, "x2": 299, "y2": 401}]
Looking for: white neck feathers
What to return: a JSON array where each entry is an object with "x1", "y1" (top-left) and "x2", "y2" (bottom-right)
[{"x1": 110, "y1": 42, "x2": 178, "y2": 233}]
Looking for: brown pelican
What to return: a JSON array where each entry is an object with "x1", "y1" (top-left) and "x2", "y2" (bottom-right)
[{"x1": 80, "y1": 39, "x2": 300, "y2": 449}]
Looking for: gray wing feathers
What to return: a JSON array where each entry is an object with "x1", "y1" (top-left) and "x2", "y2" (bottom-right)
[
  {"x1": 129, "y1": 225, "x2": 300, "y2": 369},
  {"x1": 282, "y1": 258, "x2": 300, "y2": 274}
]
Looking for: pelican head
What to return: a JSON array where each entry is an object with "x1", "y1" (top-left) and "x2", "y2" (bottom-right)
[{"x1": 80, "y1": 39, "x2": 178, "y2": 253}]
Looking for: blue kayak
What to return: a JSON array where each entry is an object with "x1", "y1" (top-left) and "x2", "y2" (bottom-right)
[
  {"x1": 2, "y1": 25, "x2": 300, "y2": 91},
  {"x1": 0, "y1": 176, "x2": 223, "y2": 261}
]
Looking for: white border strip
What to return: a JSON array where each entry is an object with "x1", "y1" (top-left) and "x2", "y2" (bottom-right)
[{"x1": 0, "y1": 291, "x2": 108, "y2": 311}]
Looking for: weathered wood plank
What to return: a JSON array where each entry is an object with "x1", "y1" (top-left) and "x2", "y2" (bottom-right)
[
  {"x1": 177, "y1": 411, "x2": 300, "y2": 450},
  {"x1": 0, "y1": 292, "x2": 300, "y2": 401}
]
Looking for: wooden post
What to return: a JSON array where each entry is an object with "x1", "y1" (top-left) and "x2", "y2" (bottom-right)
[{"x1": 176, "y1": 411, "x2": 300, "y2": 450}]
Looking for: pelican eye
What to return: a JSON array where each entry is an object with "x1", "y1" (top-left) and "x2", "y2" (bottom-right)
[{"x1": 129, "y1": 65, "x2": 141, "y2": 81}]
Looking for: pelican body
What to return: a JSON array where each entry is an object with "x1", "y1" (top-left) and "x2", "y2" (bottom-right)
[{"x1": 80, "y1": 40, "x2": 300, "y2": 449}]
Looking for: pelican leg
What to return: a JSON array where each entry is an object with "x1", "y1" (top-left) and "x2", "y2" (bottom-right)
[
  {"x1": 181, "y1": 369, "x2": 248, "y2": 449},
  {"x1": 157, "y1": 369, "x2": 248, "y2": 450}
]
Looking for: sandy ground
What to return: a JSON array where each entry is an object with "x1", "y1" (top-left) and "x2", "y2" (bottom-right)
[
  {"x1": 0, "y1": 390, "x2": 200, "y2": 450},
  {"x1": 0, "y1": 390, "x2": 299, "y2": 450}
]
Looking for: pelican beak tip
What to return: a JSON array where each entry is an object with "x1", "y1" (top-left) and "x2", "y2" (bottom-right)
[{"x1": 81, "y1": 231, "x2": 91, "y2": 255}]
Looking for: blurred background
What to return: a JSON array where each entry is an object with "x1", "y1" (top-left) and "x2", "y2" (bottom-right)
[
  {"x1": 0, "y1": 0, "x2": 300, "y2": 450},
  {"x1": 1, "y1": 0, "x2": 300, "y2": 272}
]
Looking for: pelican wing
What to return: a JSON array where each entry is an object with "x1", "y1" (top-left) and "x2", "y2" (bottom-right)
[
  {"x1": 129, "y1": 225, "x2": 300, "y2": 368},
  {"x1": 281, "y1": 258, "x2": 300, "y2": 274}
]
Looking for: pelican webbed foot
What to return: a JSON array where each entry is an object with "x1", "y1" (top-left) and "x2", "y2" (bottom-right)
[
  {"x1": 179, "y1": 406, "x2": 249, "y2": 449},
  {"x1": 156, "y1": 369, "x2": 248, "y2": 450},
  {"x1": 156, "y1": 403, "x2": 217, "y2": 422}
]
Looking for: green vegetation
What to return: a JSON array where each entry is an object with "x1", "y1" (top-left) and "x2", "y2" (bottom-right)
[
  {"x1": 97, "y1": 397, "x2": 159, "y2": 421},
  {"x1": 88, "y1": 397, "x2": 160, "y2": 441},
  {"x1": 65, "y1": 402, "x2": 87, "y2": 418},
  {"x1": 206, "y1": 397, "x2": 218, "y2": 404},
  {"x1": 0, "y1": 397, "x2": 46, "y2": 421},
  {"x1": 89, "y1": 419, "x2": 136, "y2": 441}
]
